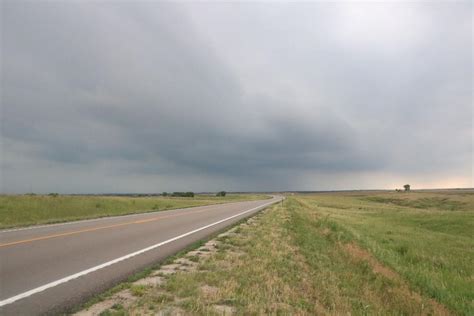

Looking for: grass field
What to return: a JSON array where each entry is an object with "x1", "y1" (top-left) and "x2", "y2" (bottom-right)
[
  {"x1": 104, "y1": 190, "x2": 473, "y2": 315},
  {"x1": 294, "y1": 191, "x2": 473, "y2": 315},
  {"x1": 0, "y1": 194, "x2": 269, "y2": 229}
]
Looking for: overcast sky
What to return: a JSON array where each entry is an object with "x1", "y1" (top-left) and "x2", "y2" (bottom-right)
[{"x1": 1, "y1": 1, "x2": 472, "y2": 193}]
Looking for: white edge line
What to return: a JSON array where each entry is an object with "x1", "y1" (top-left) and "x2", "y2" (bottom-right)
[
  {"x1": 0, "y1": 198, "x2": 279, "y2": 307},
  {"x1": 1, "y1": 216, "x2": 121, "y2": 233}
]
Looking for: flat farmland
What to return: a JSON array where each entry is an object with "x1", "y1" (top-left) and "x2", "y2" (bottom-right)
[{"x1": 0, "y1": 194, "x2": 269, "y2": 229}]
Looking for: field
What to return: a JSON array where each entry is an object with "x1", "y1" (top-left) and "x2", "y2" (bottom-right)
[
  {"x1": 95, "y1": 191, "x2": 473, "y2": 315},
  {"x1": 0, "y1": 194, "x2": 269, "y2": 229}
]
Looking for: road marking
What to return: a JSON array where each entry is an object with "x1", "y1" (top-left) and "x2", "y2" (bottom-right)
[
  {"x1": 0, "y1": 218, "x2": 107, "y2": 233},
  {"x1": 0, "y1": 206, "x2": 225, "y2": 248},
  {"x1": 0, "y1": 199, "x2": 278, "y2": 307},
  {"x1": 0, "y1": 202, "x2": 243, "y2": 233}
]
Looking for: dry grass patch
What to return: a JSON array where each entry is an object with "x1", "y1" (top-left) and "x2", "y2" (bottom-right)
[
  {"x1": 344, "y1": 242, "x2": 399, "y2": 280},
  {"x1": 343, "y1": 243, "x2": 451, "y2": 315}
]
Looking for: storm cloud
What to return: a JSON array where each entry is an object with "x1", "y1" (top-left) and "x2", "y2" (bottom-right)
[{"x1": 1, "y1": 1, "x2": 472, "y2": 193}]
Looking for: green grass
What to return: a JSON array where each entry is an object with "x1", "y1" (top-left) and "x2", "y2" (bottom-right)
[
  {"x1": 99, "y1": 303, "x2": 127, "y2": 316},
  {"x1": 130, "y1": 285, "x2": 149, "y2": 297},
  {"x1": 77, "y1": 190, "x2": 473, "y2": 315},
  {"x1": 297, "y1": 191, "x2": 474, "y2": 315},
  {"x1": 0, "y1": 194, "x2": 269, "y2": 229}
]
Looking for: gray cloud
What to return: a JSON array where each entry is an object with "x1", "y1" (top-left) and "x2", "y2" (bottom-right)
[{"x1": 1, "y1": 1, "x2": 472, "y2": 193}]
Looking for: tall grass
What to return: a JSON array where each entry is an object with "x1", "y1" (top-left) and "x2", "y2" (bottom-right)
[{"x1": 298, "y1": 191, "x2": 474, "y2": 315}]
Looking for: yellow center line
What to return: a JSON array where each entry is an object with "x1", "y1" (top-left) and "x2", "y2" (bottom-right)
[{"x1": 0, "y1": 208, "x2": 216, "y2": 248}]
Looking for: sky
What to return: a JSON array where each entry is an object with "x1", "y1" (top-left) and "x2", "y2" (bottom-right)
[{"x1": 1, "y1": 1, "x2": 472, "y2": 193}]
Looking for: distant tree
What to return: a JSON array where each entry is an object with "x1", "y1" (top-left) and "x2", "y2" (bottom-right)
[
  {"x1": 171, "y1": 192, "x2": 194, "y2": 197},
  {"x1": 403, "y1": 184, "x2": 411, "y2": 192},
  {"x1": 162, "y1": 192, "x2": 168, "y2": 197},
  {"x1": 48, "y1": 193, "x2": 59, "y2": 197},
  {"x1": 216, "y1": 191, "x2": 227, "y2": 197}
]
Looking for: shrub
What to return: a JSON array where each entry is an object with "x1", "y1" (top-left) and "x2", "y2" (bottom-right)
[{"x1": 171, "y1": 192, "x2": 194, "y2": 197}]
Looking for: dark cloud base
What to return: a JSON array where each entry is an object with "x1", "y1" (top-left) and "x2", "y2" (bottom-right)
[{"x1": 1, "y1": 1, "x2": 472, "y2": 193}]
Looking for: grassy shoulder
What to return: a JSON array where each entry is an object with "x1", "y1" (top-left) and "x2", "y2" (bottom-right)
[
  {"x1": 94, "y1": 191, "x2": 471, "y2": 315},
  {"x1": 0, "y1": 194, "x2": 269, "y2": 229}
]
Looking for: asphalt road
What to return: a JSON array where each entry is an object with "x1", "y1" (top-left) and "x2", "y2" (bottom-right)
[{"x1": 0, "y1": 196, "x2": 281, "y2": 315}]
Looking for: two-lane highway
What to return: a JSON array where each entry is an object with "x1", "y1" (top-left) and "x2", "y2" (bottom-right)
[{"x1": 0, "y1": 196, "x2": 281, "y2": 315}]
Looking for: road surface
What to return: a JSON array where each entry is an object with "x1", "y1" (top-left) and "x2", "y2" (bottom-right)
[{"x1": 0, "y1": 196, "x2": 281, "y2": 315}]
